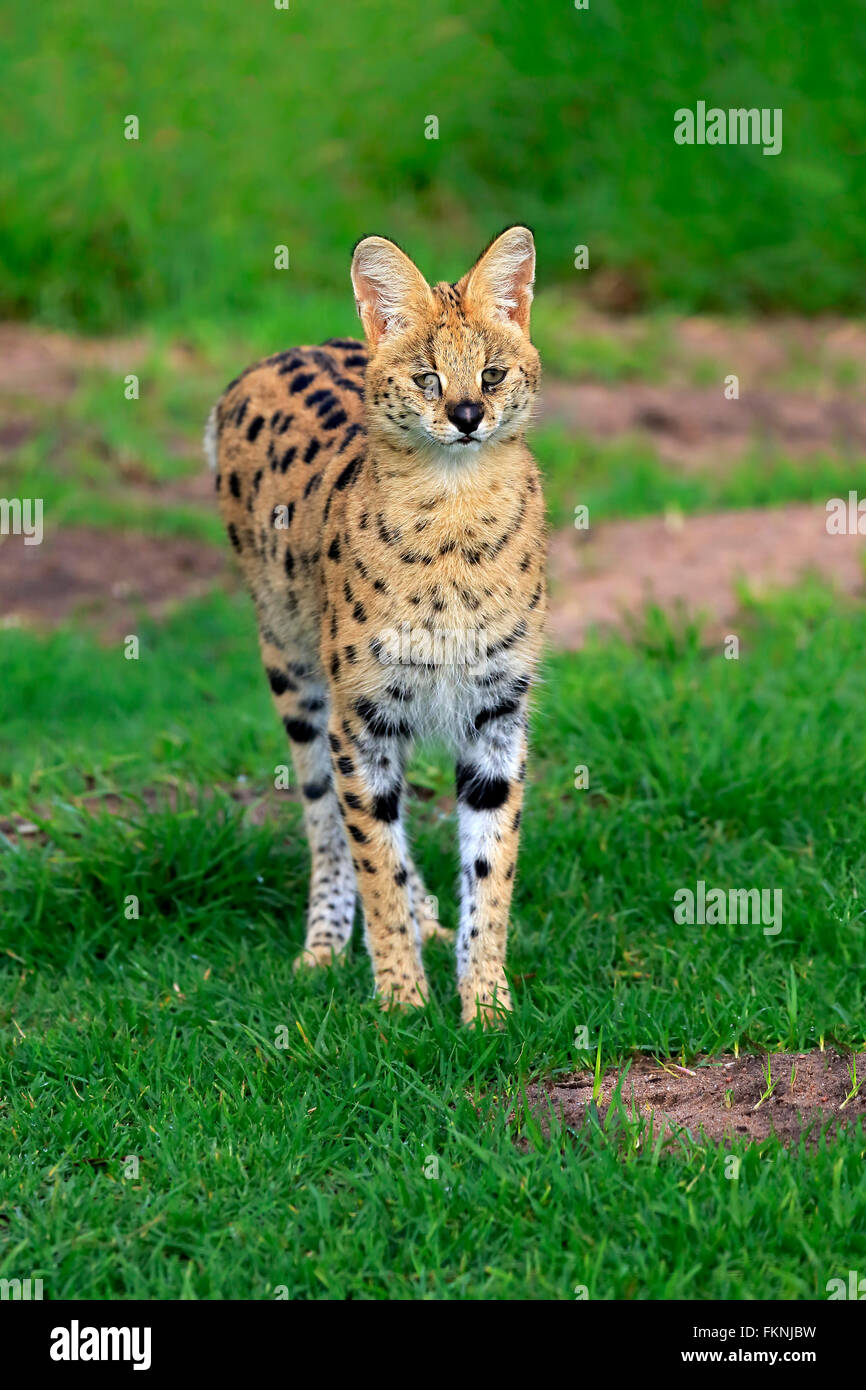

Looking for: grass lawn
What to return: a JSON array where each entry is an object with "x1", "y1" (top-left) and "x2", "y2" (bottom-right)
[
  {"x1": 2, "y1": 1, "x2": 865, "y2": 330},
  {"x1": 2, "y1": 582, "x2": 865, "y2": 1298}
]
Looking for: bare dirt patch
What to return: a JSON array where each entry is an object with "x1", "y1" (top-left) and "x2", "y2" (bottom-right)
[
  {"x1": 0, "y1": 526, "x2": 226, "y2": 635},
  {"x1": 540, "y1": 379, "x2": 866, "y2": 468},
  {"x1": 673, "y1": 315, "x2": 866, "y2": 382},
  {"x1": 547, "y1": 504, "x2": 865, "y2": 649},
  {"x1": 543, "y1": 305, "x2": 866, "y2": 387},
  {"x1": 0, "y1": 783, "x2": 303, "y2": 848},
  {"x1": 0, "y1": 324, "x2": 150, "y2": 402},
  {"x1": 3, "y1": 322, "x2": 865, "y2": 649},
  {"x1": 526, "y1": 1051, "x2": 866, "y2": 1148},
  {"x1": 1, "y1": 777, "x2": 446, "y2": 847},
  {"x1": 2, "y1": 506, "x2": 863, "y2": 654}
]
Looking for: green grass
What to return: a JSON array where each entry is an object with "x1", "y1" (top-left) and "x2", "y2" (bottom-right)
[
  {"x1": 536, "y1": 427, "x2": 866, "y2": 529},
  {"x1": 2, "y1": 584, "x2": 865, "y2": 1297},
  {"x1": 2, "y1": 1, "x2": 865, "y2": 331}
]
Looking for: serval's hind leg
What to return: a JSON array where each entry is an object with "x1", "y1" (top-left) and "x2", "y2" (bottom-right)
[
  {"x1": 406, "y1": 861, "x2": 452, "y2": 945},
  {"x1": 259, "y1": 632, "x2": 356, "y2": 969},
  {"x1": 327, "y1": 692, "x2": 429, "y2": 1009}
]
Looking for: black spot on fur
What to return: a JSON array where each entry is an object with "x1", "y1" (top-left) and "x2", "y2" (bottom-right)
[
  {"x1": 289, "y1": 372, "x2": 315, "y2": 394},
  {"x1": 355, "y1": 698, "x2": 410, "y2": 739},
  {"x1": 337, "y1": 423, "x2": 366, "y2": 456},
  {"x1": 456, "y1": 764, "x2": 510, "y2": 811},
  {"x1": 474, "y1": 696, "x2": 520, "y2": 731},
  {"x1": 284, "y1": 718, "x2": 318, "y2": 744},
  {"x1": 374, "y1": 786, "x2": 401, "y2": 823},
  {"x1": 267, "y1": 668, "x2": 295, "y2": 696},
  {"x1": 302, "y1": 780, "x2": 331, "y2": 801},
  {"x1": 335, "y1": 456, "x2": 362, "y2": 491}
]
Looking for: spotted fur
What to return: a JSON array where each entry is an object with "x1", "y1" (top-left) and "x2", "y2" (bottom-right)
[{"x1": 209, "y1": 227, "x2": 547, "y2": 1024}]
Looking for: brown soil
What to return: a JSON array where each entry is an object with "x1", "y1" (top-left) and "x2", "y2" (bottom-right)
[
  {"x1": 526, "y1": 1050, "x2": 866, "y2": 1148},
  {"x1": 0, "y1": 782, "x2": 303, "y2": 846},
  {"x1": 2, "y1": 320, "x2": 865, "y2": 647},
  {"x1": 0, "y1": 525, "x2": 225, "y2": 635},
  {"x1": 2, "y1": 504, "x2": 863, "y2": 651},
  {"x1": 0, "y1": 323, "x2": 149, "y2": 402},
  {"x1": 547, "y1": 503, "x2": 865, "y2": 649},
  {"x1": 5, "y1": 315, "x2": 866, "y2": 402},
  {"x1": 674, "y1": 314, "x2": 866, "y2": 379},
  {"x1": 0, "y1": 777, "x2": 443, "y2": 845},
  {"x1": 540, "y1": 379, "x2": 866, "y2": 467}
]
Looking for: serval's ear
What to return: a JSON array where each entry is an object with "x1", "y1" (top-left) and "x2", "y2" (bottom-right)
[
  {"x1": 460, "y1": 226, "x2": 535, "y2": 334},
  {"x1": 351, "y1": 236, "x2": 433, "y2": 348}
]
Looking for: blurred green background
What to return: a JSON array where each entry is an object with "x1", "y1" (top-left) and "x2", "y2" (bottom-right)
[{"x1": 2, "y1": 0, "x2": 864, "y2": 333}]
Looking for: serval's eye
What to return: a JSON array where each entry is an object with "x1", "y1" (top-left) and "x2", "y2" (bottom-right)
[
  {"x1": 413, "y1": 372, "x2": 441, "y2": 398},
  {"x1": 482, "y1": 367, "x2": 506, "y2": 387}
]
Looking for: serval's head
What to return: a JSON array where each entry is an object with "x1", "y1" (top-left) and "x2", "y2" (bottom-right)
[{"x1": 351, "y1": 227, "x2": 540, "y2": 463}]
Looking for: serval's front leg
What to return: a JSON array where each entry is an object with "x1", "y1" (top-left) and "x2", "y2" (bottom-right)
[
  {"x1": 328, "y1": 694, "x2": 429, "y2": 1009},
  {"x1": 455, "y1": 702, "x2": 528, "y2": 1026}
]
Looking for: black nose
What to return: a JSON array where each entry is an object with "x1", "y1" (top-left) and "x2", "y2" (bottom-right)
[{"x1": 447, "y1": 400, "x2": 484, "y2": 435}]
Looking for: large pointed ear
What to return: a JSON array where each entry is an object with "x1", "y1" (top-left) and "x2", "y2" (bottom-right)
[
  {"x1": 460, "y1": 226, "x2": 535, "y2": 334},
  {"x1": 350, "y1": 236, "x2": 433, "y2": 348}
]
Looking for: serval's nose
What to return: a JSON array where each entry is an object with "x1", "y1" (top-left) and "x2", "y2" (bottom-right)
[{"x1": 446, "y1": 399, "x2": 484, "y2": 435}]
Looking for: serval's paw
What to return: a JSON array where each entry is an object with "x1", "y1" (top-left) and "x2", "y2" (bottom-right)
[
  {"x1": 377, "y1": 972, "x2": 430, "y2": 1012},
  {"x1": 293, "y1": 942, "x2": 347, "y2": 973},
  {"x1": 460, "y1": 967, "x2": 513, "y2": 1029}
]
